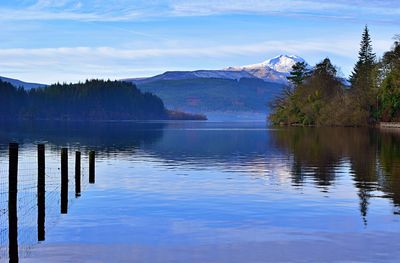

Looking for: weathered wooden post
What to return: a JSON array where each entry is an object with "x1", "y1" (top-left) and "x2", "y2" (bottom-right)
[
  {"x1": 89, "y1": 151, "x2": 95, "y2": 184},
  {"x1": 9, "y1": 143, "x2": 19, "y2": 263},
  {"x1": 61, "y1": 148, "x2": 68, "y2": 214},
  {"x1": 75, "y1": 151, "x2": 81, "y2": 197},
  {"x1": 37, "y1": 144, "x2": 45, "y2": 241}
]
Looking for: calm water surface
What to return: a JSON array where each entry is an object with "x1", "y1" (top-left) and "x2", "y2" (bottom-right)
[{"x1": 1, "y1": 121, "x2": 400, "y2": 262}]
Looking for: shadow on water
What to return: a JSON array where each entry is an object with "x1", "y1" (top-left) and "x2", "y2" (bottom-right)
[{"x1": 270, "y1": 127, "x2": 400, "y2": 223}]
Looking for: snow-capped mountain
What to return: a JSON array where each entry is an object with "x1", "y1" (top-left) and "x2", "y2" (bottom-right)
[
  {"x1": 225, "y1": 55, "x2": 305, "y2": 83},
  {"x1": 126, "y1": 55, "x2": 305, "y2": 85}
]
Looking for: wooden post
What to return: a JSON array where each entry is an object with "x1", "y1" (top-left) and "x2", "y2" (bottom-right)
[
  {"x1": 75, "y1": 151, "x2": 81, "y2": 197},
  {"x1": 37, "y1": 144, "x2": 45, "y2": 241},
  {"x1": 61, "y1": 148, "x2": 68, "y2": 214},
  {"x1": 8, "y1": 143, "x2": 19, "y2": 263},
  {"x1": 89, "y1": 151, "x2": 95, "y2": 184}
]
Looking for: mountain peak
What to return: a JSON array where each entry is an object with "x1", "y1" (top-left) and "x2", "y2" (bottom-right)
[
  {"x1": 224, "y1": 54, "x2": 306, "y2": 83},
  {"x1": 263, "y1": 54, "x2": 305, "y2": 73},
  {"x1": 227, "y1": 54, "x2": 305, "y2": 73}
]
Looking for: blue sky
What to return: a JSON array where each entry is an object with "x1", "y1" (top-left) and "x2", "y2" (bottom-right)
[{"x1": 0, "y1": 0, "x2": 399, "y2": 84}]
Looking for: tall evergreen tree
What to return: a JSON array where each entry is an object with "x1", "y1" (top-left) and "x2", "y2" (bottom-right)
[
  {"x1": 350, "y1": 26, "x2": 377, "y2": 111},
  {"x1": 350, "y1": 26, "x2": 376, "y2": 83}
]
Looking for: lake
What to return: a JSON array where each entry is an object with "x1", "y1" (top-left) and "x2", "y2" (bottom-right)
[{"x1": 0, "y1": 121, "x2": 399, "y2": 262}]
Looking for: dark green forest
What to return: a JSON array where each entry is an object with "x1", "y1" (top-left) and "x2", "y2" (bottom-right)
[
  {"x1": 0, "y1": 79, "x2": 205, "y2": 121},
  {"x1": 270, "y1": 26, "x2": 400, "y2": 126}
]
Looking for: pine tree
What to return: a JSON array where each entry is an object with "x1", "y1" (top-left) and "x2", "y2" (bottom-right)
[
  {"x1": 287, "y1": 61, "x2": 311, "y2": 86},
  {"x1": 359, "y1": 26, "x2": 375, "y2": 66},
  {"x1": 350, "y1": 25, "x2": 377, "y2": 111},
  {"x1": 350, "y1": 26, "x2": 376, "y2": 83}
]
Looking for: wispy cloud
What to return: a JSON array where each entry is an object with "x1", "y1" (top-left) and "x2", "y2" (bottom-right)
[
  {"x1": 171, "y1": 0, "x2": 400, "y2": 16},
  {"x1": 31, "y1": 0, "x2": 73, "y2": 9},
  {"x1": 0, "y1": 0, "x2": 399, "y2": 23},
  {"x1": 0, "y1": 0, "x2": 152, "y2": 21},
  {"x1": 170, "y1": 0, "x2": 400, "y2": 24}
]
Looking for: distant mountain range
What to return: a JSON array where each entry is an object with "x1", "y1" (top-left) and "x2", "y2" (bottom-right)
[
  {"x1": 0, "y1": 76, "x2": 47, "y2": 90},
  {"x1": 126, "y1": 55, "x2": 304, "y2": 85},
  {"x1": 124, "y1": 55, "x2": 304, "y2": 120}
]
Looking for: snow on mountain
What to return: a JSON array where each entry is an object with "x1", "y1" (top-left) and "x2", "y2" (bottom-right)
[
  {"x1": 225, "y1": 55, "x2": 305, "y2": 83},
  {"x1": 265, "y1": 55, "x2": 305, "y2": 73},
  {"x1": 228, "y1": 55, "x2": 304, "y2": 73}
]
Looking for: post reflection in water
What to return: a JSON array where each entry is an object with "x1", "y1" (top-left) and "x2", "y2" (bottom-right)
[
  {"x1": 37, "y1": 145, "x2": 45, "y2": 242},
  {"x1": 0, "y1": 121, "x2": 166, "y2": 262},
  {"x1": 0, "y1": 121, "x2": 400, "y2": 262},
  {"x1": 1, "y1": 143, "x2": 99, "y2": 262}
]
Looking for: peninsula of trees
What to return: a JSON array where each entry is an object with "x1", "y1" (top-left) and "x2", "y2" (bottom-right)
[
  {"x1": 0, "y1": 79, "x2": 206, "y2": 121},
  {"x1": 270, "y1": 26, "x2": 400, "y2": 126}
]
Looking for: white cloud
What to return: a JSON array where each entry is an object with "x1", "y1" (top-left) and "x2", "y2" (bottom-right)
[{"x1": 0, "y1": 38, "x2": 391, "y2": 60}]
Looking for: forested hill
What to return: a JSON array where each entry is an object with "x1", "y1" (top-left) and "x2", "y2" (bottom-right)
[
  {"x1": 0, "y1": 79, "x2": 205, "y2": 121},
  {"x1": 270, "y1": 27, "x2": 400, "y2": 126}
]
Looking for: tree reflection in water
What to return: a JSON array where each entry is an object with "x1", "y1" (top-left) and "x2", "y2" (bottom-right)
[{"x1": 271, "y1": 127, "x2": 400, "y2": 224}]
